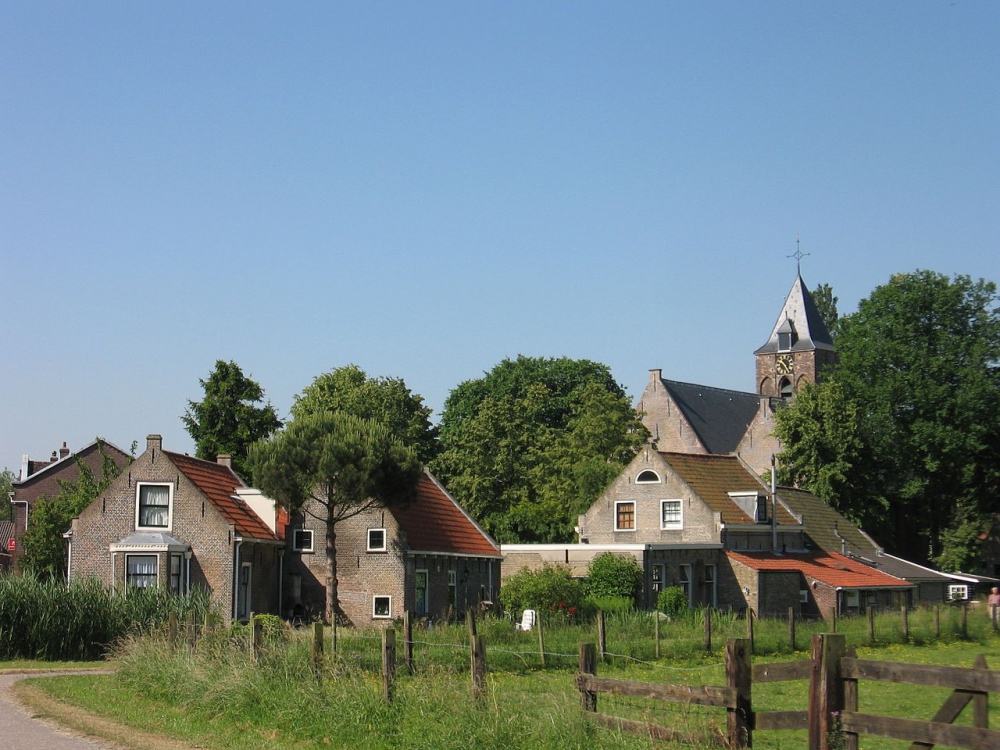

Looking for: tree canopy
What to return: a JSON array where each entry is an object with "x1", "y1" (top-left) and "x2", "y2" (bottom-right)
[
  {"x1": 250, "y1": 412, "x2": 421, "y2": 623},
  {"x1": 182, "y1": 360, "x2": 283, "y2": 481},
  {"x1": 291, "y1": 364, "x2": 438, "y2": 463},
  {"x1": 431, "y1": 356, "x2": 648, "y2": 543},
  {"x1": 776, "y1": 270, "x2": 1000, "y2": 570}
]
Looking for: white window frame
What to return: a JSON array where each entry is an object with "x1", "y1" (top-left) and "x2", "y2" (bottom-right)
[
  {"x1": 135, "y1": 482, "x2": 173, "y2": 531},
  {"x1": 367, "y1": 528, "x2": 387, "y2": 552},
  {"x1": 373, "y1": 595, "x2": 392, "y2": 619},
  {"x1": 635, "y1": 470, "x2": 661, "y2": 483},
  {"x1": 614, "y1": 501, "x2": 636, "y2": 532},
  {"x1": 292, "y1": 529, "x2": 314, "y2": 553},
  {"x1": 125, "y1": 553, "x2": 158, "y2": 590},
  {"x1": 660, "y1": 499, "x2": 683, "y2": 529},
  {"x1": 948, "y1": 584, "x2": 969, "y2": 601}
]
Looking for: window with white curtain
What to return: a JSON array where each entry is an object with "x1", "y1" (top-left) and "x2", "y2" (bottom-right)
[
  {"x1": 126, "y1": 555, "x2": 158, "y2": 589},
  {"x1": 137, "y1": 483, "x2": 171, "y2": 529}
]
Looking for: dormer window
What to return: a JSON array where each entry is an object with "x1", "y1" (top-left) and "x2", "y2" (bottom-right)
[
  {"x1": 755, "y1": 496, "x2": 768, "y2": 524},
  {"x1": 777, "y1": 318, "x2": 797, "y2": 351},
  {"x1": 636, "y1": 470, "x2": 660, "y2": 483},
  {"x1": 729, "y1": 491, "x2": 768, "y2": 524}
]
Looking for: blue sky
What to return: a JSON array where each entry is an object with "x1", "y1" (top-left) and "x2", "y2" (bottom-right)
[{"x1": 3, "y1": 1, "x2": 999, "y2": 472}]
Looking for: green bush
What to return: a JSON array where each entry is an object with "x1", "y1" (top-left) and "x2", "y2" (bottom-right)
[
  {"x1": 583, "y1": 595, "x2": 634, "y2": 615},
  {"x1": 497, "y1": 564, "x2": 583, "y2": 614},
  {"x1": 657, "y1": 586, "x2": 689, "y2": 617},
  {"x1": 585, "y1": 552, "x2": 642, "y2": 602}
]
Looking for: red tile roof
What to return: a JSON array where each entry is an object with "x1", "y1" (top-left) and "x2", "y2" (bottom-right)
[
  {"x1": 727, "y1": 550, "x2": 912, "y2": 589},
  {"x1": 390, "y1": 472, "x2": 501, "y2": 558},
  {"x1": 660, "y1": 452, "x2": 799, "y2": 526},
  {"x1": 166, "y1": 452, "x2": 277, "y2": 541}
]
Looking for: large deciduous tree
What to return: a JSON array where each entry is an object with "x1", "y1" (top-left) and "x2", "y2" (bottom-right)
[
  {"x1": 291, "y1": 364, "x2": 438, "y2": 463},
  {"x1": 431, "y1": 356, "x2": 648, "y2": 543},
  {"x1": 182, "y1": 360, "x2": 282, "y2": 481},
  {"x1": 249, "y1": 412, "x2": 421, "y2": 623},
  {"x1": 776, "y1": 271, "x2": 1000, "y2": 570}
]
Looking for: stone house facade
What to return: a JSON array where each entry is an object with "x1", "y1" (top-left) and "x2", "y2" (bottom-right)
[
  {"x1": 285, "y1": 469, "x2": 502, "y2": 626},
  {"x1": 68, "y1": 435, "x2": 282, "y2": 620}
]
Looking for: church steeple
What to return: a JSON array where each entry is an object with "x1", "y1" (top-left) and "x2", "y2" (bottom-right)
[{"x1": 754, "y1": 274, "x2": 836, "y2": 398}]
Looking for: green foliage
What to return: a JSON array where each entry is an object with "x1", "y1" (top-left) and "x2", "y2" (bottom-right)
[
  {"x1": 0, "y1": 574, "x2": 212, "y2": 660},
  {"x1": 776, "y1": 271, "x2": 1000, "y2": 567},
  {"x1": 291, "y1": 364, "x2": 439, "y2": 463},
  {"x1": 584, "y1": 552, "x2": 642, "y2": 602},
  {"x1": 182, "y1": 360, "x2": 283, "y2": 481},
  {"x1": 657, "y1": 586, "x2": 689, "y2": 617},
  {"x1": 432, "y1": 356, "x2": 648, "y2": 543},
  {"x1": 0, "y1": 469, "x2": 14, "y2": 522},
  {"x1": 496, "y1": 564, "x2": 584, "y2": 613},
  {"x1": 812, "y1": 282, "x2": 839, "y2": 339},
  {"x1": 21, "y1": 443, "x2": 125, "y2": 580},
  {"x1": 250, "y1": 412, "x2": 421, "y2": 622},
  {"x1": 583, "y1": 595, "x2": 634, "y2": 615}
]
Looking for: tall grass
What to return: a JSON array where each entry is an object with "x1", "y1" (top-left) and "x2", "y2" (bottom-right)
[{"x1": 0, "y1": 574, "x2": 212, "y2": 660}]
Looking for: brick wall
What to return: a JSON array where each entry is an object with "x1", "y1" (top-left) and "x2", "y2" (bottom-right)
[{"x1": 637, "y1": 371, "x2": 708, "y2": 455}]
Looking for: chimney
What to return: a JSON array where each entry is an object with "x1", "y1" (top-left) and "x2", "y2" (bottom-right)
[
  {"x1": 146, "y1": 434, "x2": 163, "y2": 454},
  {"x1": 217, "y1": 455, "x2": 232, "y2": 469},
  {"x1": 20, "y1": 454, "x2": 29, "y2": 482},
  {"x1": 50, "y1": 451, "x2": 58, "y2": 461},
  {"x1": 59, "y1": 442, "x2": 70, "y2": 459},
  {"x1": 649, "y1": 368, "x2": 662, "y2": 383}
]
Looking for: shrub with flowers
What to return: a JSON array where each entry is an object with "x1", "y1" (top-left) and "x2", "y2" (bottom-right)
[{"x1": 497, "y1": 564, "x2": 584, "y2": 616}]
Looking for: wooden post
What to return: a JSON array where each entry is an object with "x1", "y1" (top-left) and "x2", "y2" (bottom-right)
[
  {"x1": 537, "y1": 612, "x2": 546, "y2": 668},
  {"x1": 167, "y1": 612, "x2": 179, "y2": 650},
  {"x1": 972, "y1": 654, "x2": 988, "y2": 730},
  {"x1": 867, "y1": 607, "x2": 875, "y2": 645},
  {"x1": 808, "y1": 633, "x2": 845, "y2": 750},
  {"x1": 788, "y1": 607, "x2": 796, "y2": 652},
  {"x1": 745, "y1": 608, "x2": 755, "y2": 654},
  {"x1": 934, "y1": 605, "x2": 941, "y2": 639},
  {"x1": 704, "y1": 607, "x2": 712, "y2": 652},
  {"x1": 578, "y1": 643, "x2": 597, "y2": 712},
  {"x1": 403, "y1": 610, "x2": 414, "y2": 675},
  {"x1": 382, "y1": 628, "x2": 396, "y2": 703},
  {"x1": 187, "y1": 610, "x2": 197, "y2": 653},
  {"x1": 901, "y1": 604, "x2": 909, "y2": 641},
  {"x1": 654, "y1": 610, "x2": 661, "y2": 659},
  {"x1": 470, "y1": 634, "x2": 487, "y2": 702},
  {"x1": 251, "y1": 614, "x2": 263, "y2": 662},
  {"x1": 726, "y1": 638, "x2": 752, "y2": 749},
  {"x1": 596, "y1": 610, "x2": 607, "y2": 663},
  {"x1": 843, "y1": 645, "x2": 858, "y2": 750},
  {"x1": 311, "y1": 621, "x2": 324, "y2": 680},
  {"x1": 960, "y1": 602, "x2": 968, "y2": 639},
  {"x1": 466, "y1": 606, "x2": 477, "y2": 638},
  {"x1": 831, "y1": 606, "x2": 837, "y2": 633}
]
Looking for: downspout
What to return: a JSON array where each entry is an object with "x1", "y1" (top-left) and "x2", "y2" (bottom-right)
[
  {"x1": 64, "y1": 530, "x2": 72, "y2": 583},
  {"x1": 111, "y1": 552, "x2": 117, "y2": 594},
  {"x1": 770, "y1": 455, "x2": 778, "y2": 553},
  {"x1": 232, "y1": 538, "x2": 243, "y2": 621},
  {"x1": 10, "y1": 493, "x2": 28, "y2": 530}
]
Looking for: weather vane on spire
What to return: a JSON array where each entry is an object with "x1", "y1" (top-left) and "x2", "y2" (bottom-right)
[{"x1": 787, "y1": 234, "x2": 809, "y2": 274}]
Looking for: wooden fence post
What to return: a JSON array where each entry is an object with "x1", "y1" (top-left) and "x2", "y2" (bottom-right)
[
  {"x1": 726, "y1": 638, "x2": 752, "y2": 749},
  {"x1": 578, "y1": 643, "x2": 597, "y2": 712},
  {"x1": 867, "y1": 607, "x2": 875, "y2": 645},
  {"x1": 187, "y1": 610, "x2": 197, "y2": 653},
  {"x1": 789, "y1": 607, "x2": 796, "y2": 652},
  {"x1": 311, "y1": 621, "x2": 324, "y2": 680},
  {"x1": 901, "y1": 605, "x2": 909, "y2": 641},
  {"x1": 382, "y1": 628, "x2": 396, "y2": 703},
  {"x1": 167, "y1": 612, "x2": 178, "y2": 650},
  {"x1": 972, "y1": 654, "x2": 988, "y2": 730},
  {"x1": 466, "y1": 606, "x2": 477, "y2": 638},
  {"x1": 251, "y1": 614, "x2": 262, "y2": 662},
  {"x1": 470, "y1": 634, "x2": 487, "y2": 703},
  {"x1": 808, "y1": 633, "x2": 845, "y2": 750},
  {"x1": 746, "y1": 608, "x2": 755, "y2": 654},
  {"x1": 654, "y1": 610, "x2": 661, "y2": 659},
  {"x1": 704, "y1": 607, "x2": 712, "y2": 652},
  {"x1": 403, "y1": 610, "x2": 414, "y2": 675},
  {"x1": 934, "y1": 605, "x2": 941, "y2": 639},
  {"x1": 843, "y1": 645, "x2": 859, "y2": 750},
  {"x1": 830, "y1": 607, "x2": 837, "y2": 634},
  {"x1": 537, "y1": 612, "x2": 546, "y2": 668},
  {"x1": 596, "y1": 610, "x2": 607, "y2": 663}
]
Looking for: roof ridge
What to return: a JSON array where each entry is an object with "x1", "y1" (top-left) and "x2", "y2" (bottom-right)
[{"x1": 661, "y1": 379, "x2": 759, "y2": 398}]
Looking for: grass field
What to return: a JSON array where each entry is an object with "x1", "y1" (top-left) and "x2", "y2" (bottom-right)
[{"x1": 16, "y1": 609, "x2": 1000, "y2": 750}]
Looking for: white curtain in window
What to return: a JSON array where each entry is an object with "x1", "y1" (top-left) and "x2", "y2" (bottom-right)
[
  {"x1": 140, "y1": 485, "x2": 169, "y2": 527},
  {"x1": 127, "y1": 555, "x2": 157, "y2": 587}
]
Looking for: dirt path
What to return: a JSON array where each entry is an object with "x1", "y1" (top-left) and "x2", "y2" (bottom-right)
[{"x1": 0, "y1": 671, "x2": 194, "y2": 750}]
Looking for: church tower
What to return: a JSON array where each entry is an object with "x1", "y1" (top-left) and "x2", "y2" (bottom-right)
[{"x1": 754, "y1": 274, "x2": 837, "y2": 399}]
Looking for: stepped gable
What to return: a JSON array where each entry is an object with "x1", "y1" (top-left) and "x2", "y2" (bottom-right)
[
  {"x1": 166, "y1": 451, "x2": 277, "y2": 541},
  {"x1": 661, "y1": 379, "x2": 762, "y2": 454},
  {"x1": 727, "y1": 549, "x2": 911, "y2": 589},
  {"x1": 390, "y1": 471, "x2": 501, "y2": 558},
  {"x1": 660, "y1": 451, "x2": 799, "y2": 526}
]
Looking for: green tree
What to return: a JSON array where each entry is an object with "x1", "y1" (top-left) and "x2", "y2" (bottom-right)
[
  {"x1": 0, "y1": 469, "x2": 14, "y2": 522},
  {"x1": 21, "y1": 442, "x2": 125, "y2": 580},
  {"x1": 182, "y1": 360, "x2": 282, "y2": 481},
  {"x1": 432, "y1": 356, "x2": 647, "y2": 543},
  {"x1": 585, "y1": 552, "x2": 643, "y2": 602},
  {"x1": 496, "y1": 564, "x2": 584, "y2": 613},
  {"x1": 291, "y1": 364, "x2": 438, "y2": 463},
  {"x1": 812, "y1": 282, "x2": 839, "y2": 339},
  {"x1": 249, "y1": 412, "x2": 421, "y2": 623},
  {"x1": 776, "y1": 271, "x2": 1000, "y2": 568}
]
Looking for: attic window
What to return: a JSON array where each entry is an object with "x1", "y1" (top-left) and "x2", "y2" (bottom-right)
[
  {"x1": 615, "y1": 502, "x2": 635, "y2": 532},
  {"x1": 292, "y1": 529, "x2": 314, "y2": 553},
  {"x1": 136, "y1": 483, "x2": 172, "y2": 530},
  {"x1": 636, "y1": 470, "x2": 660, "y2": 483},
  {"x1": 367, "y1": 528, "x2": 387, "y2": 552}
]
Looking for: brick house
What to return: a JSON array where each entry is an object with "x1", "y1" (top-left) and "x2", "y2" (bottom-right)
[
  {"x1": 9, "y1": 438, "x2": 131, "y2": 573},
  {"x1": 285, "y1": 469, "x2": 502, "y2": 626},
  {"x1": 67, "y1": 435, "x2": 283, "y2": 620}
]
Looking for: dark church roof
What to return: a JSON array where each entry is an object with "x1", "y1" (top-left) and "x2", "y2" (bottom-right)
[
  {"x1": 755, "y1": 274, "x2": 835, "y2": 355},
  {"x1": 659, "y1": 380, "x2": 766, "y2": 455}
]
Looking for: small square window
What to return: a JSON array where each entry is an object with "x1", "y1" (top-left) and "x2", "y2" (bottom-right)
[
  {"x1": 367, "y1": 528, "x2": 387, "y2": 552},
  {"x1": 615, "y1": 502, "x2": 635, "y2": 531},
  {"x1": 661, "y1": 499, "x2": 682, "y2": 528},
  {"x1": 373, "y1": 595, "x2": 391, "y2": 619},
  {"x1": 293, "y1": 529, "x2": 314, "y2": 552}
]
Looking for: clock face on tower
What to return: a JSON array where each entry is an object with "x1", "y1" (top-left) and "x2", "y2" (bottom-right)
[{"x1": 776, "y1": 354, "x2": 794, "y2": 375}]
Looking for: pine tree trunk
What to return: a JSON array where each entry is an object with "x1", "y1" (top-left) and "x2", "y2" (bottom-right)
[{"x1": 325, "y1": 518, "x2": 339, "y2": 624}]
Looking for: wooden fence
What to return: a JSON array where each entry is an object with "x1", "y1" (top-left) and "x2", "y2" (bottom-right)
[{"x1": 576, "y1": 633, "x2": 1000, "y2": 750}]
